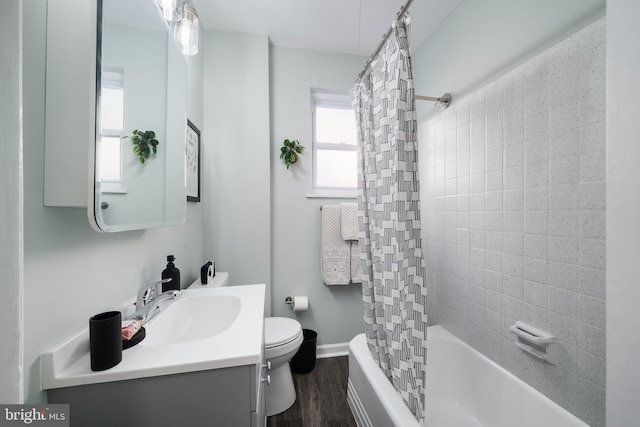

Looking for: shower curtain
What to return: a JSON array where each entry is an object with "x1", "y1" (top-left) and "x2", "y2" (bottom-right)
[{"x1": 351, "y1": 17, "x2": 428, "y2": 425}]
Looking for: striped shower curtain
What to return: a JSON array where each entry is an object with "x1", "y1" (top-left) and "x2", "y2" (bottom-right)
[{"x1": 351, "y1": 17, "x2": 428, "y2": 425}]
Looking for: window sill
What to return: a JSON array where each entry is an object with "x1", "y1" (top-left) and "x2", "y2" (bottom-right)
[
  {"x1": 306, "y1": 190, "x2": 356, "y2": 199},
  {"x1": 99, "y1": 182, "x2": 127, "y2": 194}
]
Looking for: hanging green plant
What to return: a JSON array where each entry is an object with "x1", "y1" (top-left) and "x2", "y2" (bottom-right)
[
  {"x1": 280, "y1": 139, "x2": 304, "y2": 169},
  {"x1": 125, "y1": 129, "x2": 159, "y2": 164}
]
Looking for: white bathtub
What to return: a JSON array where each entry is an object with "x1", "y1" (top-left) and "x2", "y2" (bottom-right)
[{"x1": 347, "y1": 325, "x2": 588, "y2": 427}]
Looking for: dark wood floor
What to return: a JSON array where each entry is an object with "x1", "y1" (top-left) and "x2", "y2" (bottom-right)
[{"x1": 267, "y1": 356, "x2": 356, "y2": 427}]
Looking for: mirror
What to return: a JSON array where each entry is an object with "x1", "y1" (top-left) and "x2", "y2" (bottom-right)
[{"x1": 91, "y1": 0, "x2": 188, "y2": 232}]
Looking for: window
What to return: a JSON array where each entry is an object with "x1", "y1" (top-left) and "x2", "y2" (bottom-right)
[
  {"x1": 311, "y1": 90, "x2": 357, "y2": 195},
  {"x1": 98, "y1": 67, "x2": 125, "y2": 186}
]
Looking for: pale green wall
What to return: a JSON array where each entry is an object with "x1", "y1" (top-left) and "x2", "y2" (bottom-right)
[
  {"x1": 412, "y1": 0, "x2": 605, "y2": 121},
  {"x1": 0, "y1": 0, "x2": 23, "y2": 404},
  {"x1": 269, "y1": 46, "x2": 366, "y2": 345},
  {"x1": 22, "y1": 0, "x2": 204, "y2": 403},
  {"x1": 202, "y1": 31, "x2": 272, "y2": 311}
]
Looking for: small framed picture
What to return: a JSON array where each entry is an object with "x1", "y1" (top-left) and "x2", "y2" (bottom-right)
[{"x1": 186, "y1": 119, "x2": 201, "y2": 202}]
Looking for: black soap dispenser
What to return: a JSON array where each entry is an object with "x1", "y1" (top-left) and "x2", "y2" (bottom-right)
[{"x1": 161, "y1": 255, "x2": 181, "y2": 292}]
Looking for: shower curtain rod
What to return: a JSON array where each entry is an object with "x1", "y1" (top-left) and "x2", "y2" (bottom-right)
[{"x1": 355, "y1": 0, "x2": 452, "y2": 109}]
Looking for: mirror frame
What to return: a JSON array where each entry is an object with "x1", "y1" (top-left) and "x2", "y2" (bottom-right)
[{"x1": 88, "y1": 0, "x2": 188, "y2": 233}]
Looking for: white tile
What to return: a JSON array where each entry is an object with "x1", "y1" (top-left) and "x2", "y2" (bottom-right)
[
  {"x1": 456, "y1": 176, "x2": 470, "y2": 194},
  {"x1": 525, "y1": 211, "x2": 549, "y2": 235},
  {"x1": 549, "y1": 311, "x2": 579, "y2": 346},
  {"x1": 549, "y1": 156, "x2": 580, "y2": 185},
  {"x1": 579, "y1": 238, "x2": 606, "y2": 269},
  {"x1": 579, "y1": 211, "x2": 605, "y2": 239},
  {"x1": 470, "y1": 212, "x2": 485, "y2": 230},
  {"x1": 445, "y1": 161, "x2": 457, "y2": 180},
  {"x1": 549, "y1": 236, "x2": 579, "y2": 265},
  {"x1": 470, "y1": 193, "x2": 485, "y2": 211},
  {"x1": 549, "y1": 73, "x2": 580, "y2": 111},
  {"x1": 486, "y1": 191, "x2": 503, "y2": 211},
  {"x1": 470, "y1": 230, "x2": 486, "y2": 249},
  {"x1": 503, "y1": 254, "x2": 524, "y2": 279},
  {"x1": 485, "y1": 270, "x2": 503, "y2": 293},
  {"x1": 457, "y1": 194, "x2": 470, "y2": 212},
  {"x1": 470, "y1": 173, "x2": 485, "y2": 194},
  {"x1": 550, "y1": 127, "x2": 580, "y2": 160},
  {"x1": 579, "y1": 181, "x2": 606, "y2": 211},
  {"x1": 524, "y1": 280, "x2": 548, "y2": 308},
  {"x1": 549, "y1": 184, "x2": 580, "y2": 210},
  {"x1": 525, "y1": 111, "x2": 549, "y2": 144},
  {"x1": 523, "y1": 303, "x2": 549, "y2": 331},
  {"x1": 486, "y1": 231, "x2": 503, "y2": 252},
  {"x1": 503, "y1": 232, "x2": 524, "y2": 255},
  {"x1": 578, "y1": 266, "x2": 605, "y2": 299},
  {"x1": 549, "y1": 210, "x2": 579, "y2": 237},
  {"x1": 578, "y1": 322, "x2": 605, "y2": 358},
  {"x1": 503, "y1": 211, "x2": 524, "y2": 233},
  {"x1": 487, "y1": 148, "x2": 503, "y2": 172},
  {"x1": 525, "y1": 187, "x2": 549, "y2": 211},
  {"x1": 486, "y1": 170, "x2": 503, "y2": 191},
  {"x1": 485, "y1": 211, "x2": 503, "y2": 231},
  {"x1": 579, "y1": 294, "x2": 605, "y2": 329},
  {"x1": 503, "y1": 273, "x2": 524, "y2": 298},
  {"x1": 504, "y1": 143, "x2": 525, "y2": 168},
  {"x1": 525, "y1": 162, "x2": 549, "y2": 188},
  {"x1": 470, "y1": 154, "x2": 486, "y2": 176},
  {"x1": 550, "y1": 101, "x2": 580, "y2": 134},
  {"x1": 577, "y1": 349, "x2": 606, "y2": 389},
  {"x1": 524, "y1": 257, "x2": 548, "y2": 284},
  {"x1": 525, "y1": 234, "x2": 549, "y2": 260},
  {"x1": 525, "y1": 136, "x2": 550, "y2": 165},
  {"x1": 470, "y1": 248, "x2": 486, "y2": 268},
  {"x1": 504, "y1": 189, "x2": 524, "y2": 211},
  {"x1": 457, "y1": 158, "x2": 470, "y2": 178},
  {"x1": 457, "y1": 139, "x2": 471, "y2": 160},
  {"x1": 549, "y1": 261, "x2": 579, "y2": 291},
  {"x1": 504, "y1": 167, "x2": 525, "y2": 190},
  {"x1": 446, "y1": 178, "x2": 457, "y2": 196},
  {"x1": 504, "y1": 112, "x2": 525, "y2": 147},
  {"x1": 457, "y1": 212, "x2": 470, "y2": 229},
  {"x1": 549, "y1": 286, "x2": 578, "y2": 318},
  {"x1": 549, "y1": 33, "x2": 580, "y2": 81},
  {"x1": 486, "y1": 250, "x2": 503, "y2": 273}
]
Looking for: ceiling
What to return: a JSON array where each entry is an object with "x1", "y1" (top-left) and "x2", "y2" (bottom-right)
[{"x1": 190, "y1": 0, "x2": 463, "y2": 56}]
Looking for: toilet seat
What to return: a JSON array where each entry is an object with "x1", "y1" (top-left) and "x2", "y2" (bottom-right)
[{"x1": 265, "y1": 317, "x2": 302, "y2": 349}]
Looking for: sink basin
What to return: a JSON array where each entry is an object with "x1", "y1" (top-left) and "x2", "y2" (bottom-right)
[{"x1": 141, "y1": 294, "x2": 241, "y2": 347}]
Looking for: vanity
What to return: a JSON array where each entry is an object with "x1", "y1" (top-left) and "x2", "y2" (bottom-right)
[{"x1": 41, "y1": 285, "x2": 267, "y2": 427}]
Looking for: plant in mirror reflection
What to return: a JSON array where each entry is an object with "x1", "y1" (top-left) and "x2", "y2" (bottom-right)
[{"x1": 125, "y1": 129, "x2": 159, "y2": 164}]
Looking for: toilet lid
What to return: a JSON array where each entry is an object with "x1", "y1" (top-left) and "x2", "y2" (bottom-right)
[{"x1": 265, "y1": 317, "x2": 302, "y2": 348}]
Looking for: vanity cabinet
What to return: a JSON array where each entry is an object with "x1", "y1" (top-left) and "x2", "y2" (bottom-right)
[
  {"x1": 47, "y1": 353, "x2": 266, "y2": 427},
  {"x1": 41, "y1": 285, "x2": 267, "y2": 427}
]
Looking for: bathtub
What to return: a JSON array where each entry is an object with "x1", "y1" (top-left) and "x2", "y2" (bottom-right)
[{"x1": 347, "y1": 325, "x2": 588, "y2": 427}]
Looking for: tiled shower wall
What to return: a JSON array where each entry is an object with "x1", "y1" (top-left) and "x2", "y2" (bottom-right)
[{"x1": 419, "y1": 18, "x2": 606, "y2": 426}]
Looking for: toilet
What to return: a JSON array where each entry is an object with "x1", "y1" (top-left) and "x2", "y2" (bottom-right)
[{"x1": 264, "y1": 317, "x2": 303, "y2": 416}]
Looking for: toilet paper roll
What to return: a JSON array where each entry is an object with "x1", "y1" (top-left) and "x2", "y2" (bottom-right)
[{"x1": 293, "y1": 296, "x2": 309, "y2": 312}]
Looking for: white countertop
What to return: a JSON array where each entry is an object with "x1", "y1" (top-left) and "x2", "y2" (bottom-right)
[{"x1": 41, "y1": 284, "x2": 265, "y2": 390}]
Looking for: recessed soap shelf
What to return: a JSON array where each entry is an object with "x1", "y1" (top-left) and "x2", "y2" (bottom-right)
[{"x1": 509, "y1": 321, "x2": 555, "y2": 363}]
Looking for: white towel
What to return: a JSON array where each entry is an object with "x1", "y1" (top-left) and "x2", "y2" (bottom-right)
[
  {"x1": 340, "y1": 203, "x2": 358, "y2": 240},
  {"x1": 350, "y1": 241, "x2": 362, "y2": 283},
  {"x1": 321, "y1": 205, "x2": 351, "y2": 285}
]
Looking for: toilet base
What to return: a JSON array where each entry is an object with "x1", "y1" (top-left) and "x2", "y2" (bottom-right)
[{"x1": 265, "y1": 362, "x2": 296, "y2": 416}]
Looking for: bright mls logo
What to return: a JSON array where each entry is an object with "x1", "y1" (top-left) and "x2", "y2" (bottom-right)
[{"x1": 0, "y1": 405, "x2": 69, "y2": 426}]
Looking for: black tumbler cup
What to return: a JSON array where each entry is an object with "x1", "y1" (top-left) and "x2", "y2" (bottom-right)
[{"x1": 89, "y1": 311, "x2": 122, "y2": 371}]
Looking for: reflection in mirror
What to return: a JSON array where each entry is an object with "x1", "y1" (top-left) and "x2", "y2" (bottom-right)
[{"x1": 92, "y1": 0, "x2": 188, "y2": 232}]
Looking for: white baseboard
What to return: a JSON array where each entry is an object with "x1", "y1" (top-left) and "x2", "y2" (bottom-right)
[{"x1": 316, "y1": 342, "x2": 349, "y2": 359}]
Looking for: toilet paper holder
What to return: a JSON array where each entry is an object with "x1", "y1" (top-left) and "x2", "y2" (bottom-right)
[{"x1": 285, "y1": 296, "x2": 294, "y2": 305}]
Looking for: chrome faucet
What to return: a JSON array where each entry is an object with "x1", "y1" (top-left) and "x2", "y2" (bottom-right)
[{"x1": 131, "y1": 278, "x2": 181, "y2": 325}]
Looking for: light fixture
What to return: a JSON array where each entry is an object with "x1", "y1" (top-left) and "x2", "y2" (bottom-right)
[
  {"x1": 155, "y1": 0, "x2": 181, "y2": 22},
  {"x1": 174, "y1": 2, "x2": 199, "y2": 55}
]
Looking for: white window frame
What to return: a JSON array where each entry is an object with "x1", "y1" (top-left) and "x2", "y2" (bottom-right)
[
  {"x1": 98, "y1": 66, "x2": 126, "y2": 193},
  {"x1": 309, "y1": 90, "x2": 357, "y2": 199}
]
